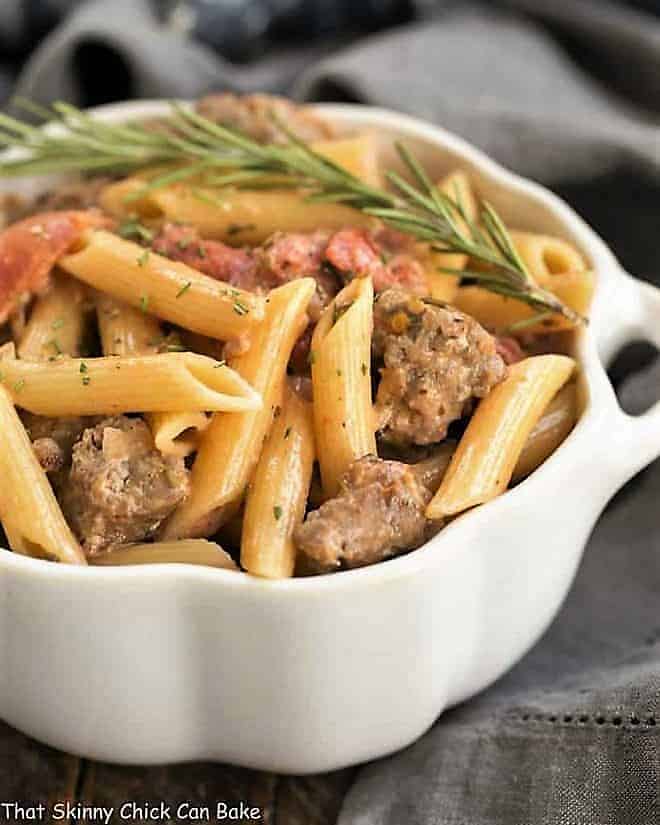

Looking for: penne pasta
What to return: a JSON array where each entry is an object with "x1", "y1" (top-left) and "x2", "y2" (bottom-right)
[
  {"x1": 311, "y1": 276, "x2": 376, "y2": 497},
  {"x1": 59, "y1": 230, "x2": 265, "y2": 340},
  {"x1": 313, "y1": 135, "x2": 382, "y2": 187},
  {"x1": 455, "y1": 231, "x2": 593, "y2": 333},
  {"x1": 510, "y1": 231, "x2": 586, "y2": 281},
  {"x1": 426, "y1": 355, "x2": 575, "y2": 519},
  {"x1": 18, "y1": 273, "x2": 88, "y2": 360},
  {"x1": 148, "y1": 410, "x2": 210, "y2": 458},
  {"x1": 0, "y1": 352, "x2": 261, "y2": 416},
  {"x1": 160, "y1": 277, "x2": 315, "y2": 540},
  {"x1": 94, "y1": 294, "x2": 205, "y2": 458},
  {"x1": 0, "y1": 385, "x2": 86, "y2": 564},
  {"x1": 98, "y1": 136, "x2": 380, "y2": 245},
  {"x1": 95, "y1": 292, "x2": 161, "y2": 357},
  {"x1": 241, "y1": 384, "x2": 315, "y2": 578},
  {"x1": 90, "y1": 539, "x2": 237, "y2": 569},
  {"x1": 425, "y1": 170, "x2": 477, "y2": 303},
  {"x1": 454, "y1": 270, "x2": 595, "y2": 333},
  {"x1": 513, "y1": 382, "x2": 578, "y2": 482},
  {"x1": 107, "y1": 183, "x2": 374, "y2": 246}
]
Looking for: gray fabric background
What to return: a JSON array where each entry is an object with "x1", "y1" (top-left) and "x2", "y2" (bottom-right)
[{"x1": 10, "y1": 1, "x2": 660, "y2": 822}]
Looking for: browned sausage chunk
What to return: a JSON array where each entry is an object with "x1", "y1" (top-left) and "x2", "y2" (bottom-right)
[
  {"x1": 60, "y1": 416, "x2": 189, "y2": 555},
  {"x1": 294, "y1": 455, "x2": 432, "y2": 572},
  {"x1": 196, "y1": 93, "x2": 335, "y2": 144},
  {"x1": 373, "y1": 289, "x2": 506, "y2": 445},
  {"x1": 22, "y1": 413, "x2": 90, "y2": 474}
]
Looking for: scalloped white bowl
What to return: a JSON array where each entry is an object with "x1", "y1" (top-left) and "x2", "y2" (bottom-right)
[{"x1": 1, "y1": 102, "x2": 659, "y2": 773}]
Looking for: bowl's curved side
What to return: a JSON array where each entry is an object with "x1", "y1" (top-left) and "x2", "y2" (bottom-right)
[
  {"x1": 0, "y1": 400, "x2": 619, "y2": 773},
  {"x1": 0, "y1": 101, "x2": 639, "y2": 772}
]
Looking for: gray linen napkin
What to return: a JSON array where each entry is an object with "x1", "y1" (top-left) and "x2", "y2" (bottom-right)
[{"x1": 11, "y1": 1, "x2": 660, "y2": 823}]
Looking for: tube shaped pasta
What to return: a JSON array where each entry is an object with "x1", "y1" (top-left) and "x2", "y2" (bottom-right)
[
  {"x1": 95, "y1": 293, "x2": 161, "y2": 357},
  {"x1": 510, "y1": 231, "x2": 586, "y2": 281},
  {"x1": 149, "y1": 410, "x2": 210, "y2": 458},
  {"x1": 456, "y1": 231, "x2": 592, "y2": 333},
  {"x1": 0, "y1": 385, "x2": 86, "y2": 564},
  {"x1": 99, "y1": 136, "x2": 379, "y2": 244},
  {"x1": 91, "y1": 539, "x2": 237, "y2": 569},
  {"x1": 161, "y1": 277, "x2": 315, "y2": 540},
  {"x1": 513, "y1": 382, "x2": 578, "y2": 482},
  {"x1": 454, "y1": 270, "x2": 595, "y2": 333},
  {"x1": 94, "y1": 295, "x2": 206, "y2": 458},
  {"x1": 241, "y1": 385, "x2": 315, "y2": 578},
  {"x1": 59, "y1": 230, "x2": 264, "y2": 340},
  {"x1": 311, "y1": 276, "x2": 376, "y2": 497},
  {"x1": 425, "y1": 170, "x2": 477, "y2": 303},
  {"x1": 18, "y1": 274, "x2": 88, "y2": 360},
  {"x1": 313, "y1": 135, "x2": 382, "y2": 187},
  {"x1": 426, "y1": 355, "x2": 575, "y2": 519},
  {"x1": 112, "y1": 184, "x2": 374, "y2": 246},
  {"x1": 0, "y1": 352, "x2": 260, "y2": 415}
]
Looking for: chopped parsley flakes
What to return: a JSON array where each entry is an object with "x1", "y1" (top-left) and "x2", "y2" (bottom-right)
[{"x1": 118, "y1": 217, "x2": 154, "y2": 244}]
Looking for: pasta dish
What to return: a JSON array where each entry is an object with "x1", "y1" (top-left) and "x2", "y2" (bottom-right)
[{"x1": 0, "y1": 94, "x2": 593, "y2": 577}]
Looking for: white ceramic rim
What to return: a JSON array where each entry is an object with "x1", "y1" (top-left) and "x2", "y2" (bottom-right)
[{"x1": 0, "y1": 100, "x2": 639, "y2": 593}]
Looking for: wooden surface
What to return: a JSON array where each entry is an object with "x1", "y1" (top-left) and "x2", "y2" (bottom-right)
[{"x1": 0, "y1": 721, "x2": 356, "y2": 824}]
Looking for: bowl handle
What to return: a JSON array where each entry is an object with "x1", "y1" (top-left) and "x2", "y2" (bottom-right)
[{"x1": 611, "y1": 276, "x2": 660, "y2": 479}]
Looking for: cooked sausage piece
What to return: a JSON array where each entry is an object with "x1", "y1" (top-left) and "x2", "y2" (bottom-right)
[
  {"x1": 257, "y1": 231, "x2": 339, "y2": 322},
  {"x1": 60, "y1": 416, "x2": 189, "y2": 555},
  {"x1": 152, "y1": 222, "x2": 261, "y2": 290},
  {"x1": 324, "y1": 227, "x2": 428, "y2": 295},
  {"x1": 1, "y1": 177, "x2": 112, "y2": 228},
  {"x1": 22, "y1": 413, "x2": 91, "y2": 474},
  {"x1": 496, "y1": 335, "x2": 526, "y2": 365},
  {"x1": 294, "y1": 455, "x2": 433, "y2": 572},
  {"x1": 373, "y1": 289, "x2": 506, "y2": 445},
  {"x1": 196, "y1": 93, "x2": 335, "y2": 144}
]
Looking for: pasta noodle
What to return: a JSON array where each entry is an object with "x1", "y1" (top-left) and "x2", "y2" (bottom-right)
[
  {"x1": 313, "y1": 135, "x2": 382, "y2": 186},
  {"x1": 311, "y1": 276, "x2": 376, "y2": 497},
  {"x1": 455, "y1": 270, "x2": 595, "y2": 333},
  {"x1": 95, "y1": 293, "x2": 161, "y2": 357},
  {"x1": 91, "y1": 539, "x2": 237, "y2": 569},
  {"x1": 98, "y1": 136, "x2": 380, "y2": 244},
  {"x1": 0, "y1": 352, "x2": 261, "y2": 415},
  {"x1": 105, "y1": 182, "x2": 374, "y2": 245},
  {"x1": 455, "y1": 231, "x2": 593, "y2": 332},
  {"x1": 148, "y1": 410, "x2": 210, "y2": 458},
  {"x1": 426, "y1": 355, "x2": 575, "y2": 519},
  {"x1": 59, "y1": 230, "x2": 265, "y2": 340},
  {"x1": 510, "y1": 231, "x2": 586, "y2": 280},
  {"x1": 18, "y1": 273, "x2": 88, "y2": 360},
  {"x1": 0, "y1": 384, "x2": 86, "y2": 564},
  {"x1": 94, "y1": 294, "x2": 208, "y2": 458},
  {"x1": 160, "y1": 277, "x2": 315, "y2": 540},
  {"x1": 513, "y1": 382, "x2": 578, "y2": 481},
  {"x1": 241, "y1": 384, "x2": 315, "y2": 578}
]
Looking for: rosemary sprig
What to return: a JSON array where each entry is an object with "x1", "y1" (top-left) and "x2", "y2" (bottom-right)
[{"x1": 0, "y1": 99, "x2": 583, "y2": 323}]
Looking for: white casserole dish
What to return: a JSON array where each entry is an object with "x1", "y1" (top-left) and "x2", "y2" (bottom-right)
[{"x1": 1, "y1": 101, "x2": 659, "y2": 774}]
